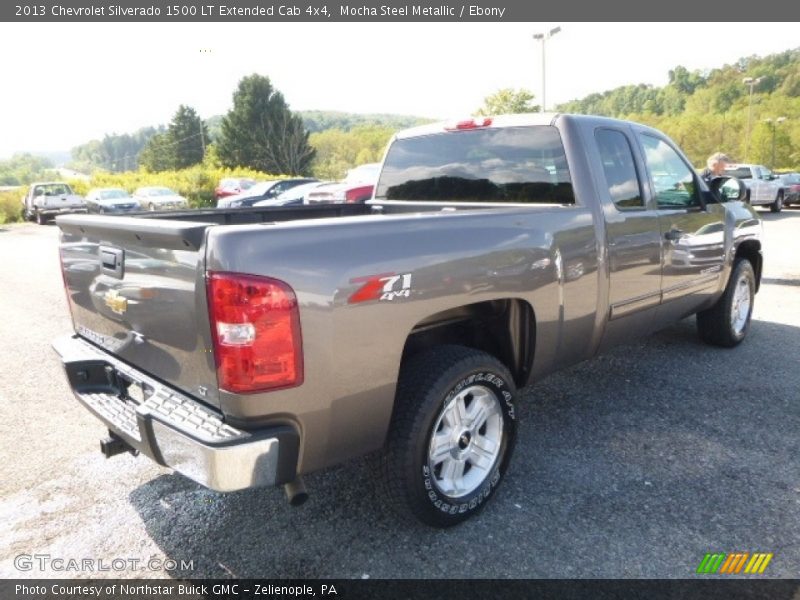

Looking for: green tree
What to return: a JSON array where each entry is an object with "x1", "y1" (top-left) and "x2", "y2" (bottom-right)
[
  {"x1": 217, "y1": 74, "x2": 315, "y2": 175},
  {"x1": 309, "y1": 125, "x2": 394, "y2": 179},
  {"x1": 137, "y1": 106, "x2": 207, "y2": 172},
  {"x1": 138, "y1": 133, "x2": 173, "y2": 172},
  {"x1": 168, "y1": 105, "x2": 208, "y2": 169},
  {"x1": 476, "y1": 88, "x2": 539, "y2": 116},
  {"x1": 0, "y1": 153, "x2": 55, "y2": 185}
]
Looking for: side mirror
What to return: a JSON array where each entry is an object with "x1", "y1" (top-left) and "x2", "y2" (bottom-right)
[{"x1": 710, "y1": 177, "x2": 747, "y2": 202}]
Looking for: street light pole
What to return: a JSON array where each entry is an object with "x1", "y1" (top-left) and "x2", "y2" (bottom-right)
[
  {"x1": 743, "y1": 77, "x2": 763, "y2": 162},
  {"x1": 533, "y1": 26, "x2": 561, "y2": 112},
  {"x1": 764, "y1": 117, "x2": 787, "y2": 169}
]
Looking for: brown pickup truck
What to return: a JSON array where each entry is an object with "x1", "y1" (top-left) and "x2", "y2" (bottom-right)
[{"x1": 53, "y1": 114, "x2": 761, "y2": 526}]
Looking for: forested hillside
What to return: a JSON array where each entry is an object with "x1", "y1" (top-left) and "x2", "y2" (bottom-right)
[{"x1": 558, "y1": 49, "x2": 800, "y2": 168}]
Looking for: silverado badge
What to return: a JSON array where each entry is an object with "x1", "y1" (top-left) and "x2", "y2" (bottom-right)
[{"x1": 104, "y1": 289, "x2": 128, "y2": 314}]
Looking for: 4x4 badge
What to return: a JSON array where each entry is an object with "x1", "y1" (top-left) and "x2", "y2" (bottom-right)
[{"x1": 349, "y1": 273, "x2": 413, "y2": 304}]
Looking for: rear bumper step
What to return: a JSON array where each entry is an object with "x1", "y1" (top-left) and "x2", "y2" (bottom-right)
[{"x1": 52, "y1": 334, "x2": 299, "y2": 491}]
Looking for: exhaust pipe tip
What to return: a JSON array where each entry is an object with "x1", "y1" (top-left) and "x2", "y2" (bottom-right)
[{"x1": 284, "y1": 476, "x2": 309, "y2": 507}]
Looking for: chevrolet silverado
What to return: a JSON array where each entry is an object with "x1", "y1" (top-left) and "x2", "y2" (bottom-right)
[{"x1": 53, "y1": 114, "x2": 761, "y2": 527}]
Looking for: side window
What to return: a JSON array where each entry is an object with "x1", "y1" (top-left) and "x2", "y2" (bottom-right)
[
  {"x1": 639, "y1": 134, "x2": 700, "y2": 209},
  {"x1": 595, "y1": 128, "x2": 643, "y2": 209}
]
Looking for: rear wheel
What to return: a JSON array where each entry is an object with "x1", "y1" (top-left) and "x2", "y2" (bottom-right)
[
  {"x1": 770, "y1": 192, "x2": 783, "y2": 213},
  {"x1": 697, "y1": 259, "x2": 755, "y2": 347},
  {"x1": 379, "y1": 345, "x2": 517, "y2": 527}
]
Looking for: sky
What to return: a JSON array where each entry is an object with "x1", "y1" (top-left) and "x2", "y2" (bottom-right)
[{"x1": 0, "y1": 22, "x2": 797, "y2": 159}]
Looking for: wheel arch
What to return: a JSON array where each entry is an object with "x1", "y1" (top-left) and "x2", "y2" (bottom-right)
[
  {"x1": 734, "y1": 239, "x2": 762, "y2": 292},
  {"x1": 400, "y1": 298, "x2": 536, "y2": 388}
]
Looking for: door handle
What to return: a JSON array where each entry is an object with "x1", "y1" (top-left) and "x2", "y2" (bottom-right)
[{"x1": 664, "y1": 228, "x2": 684, "y2": 241}]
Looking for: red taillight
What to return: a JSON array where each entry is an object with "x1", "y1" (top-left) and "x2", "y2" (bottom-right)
[
  {"x1": 345, "y1": 185, "x2": 373, "y2": 203},
  {"x1": 207, "y1": 272, "x2": 303, "y2": 394},
  {"x1": 445, "y1": 117, "x2": 493, "y2": 131}
]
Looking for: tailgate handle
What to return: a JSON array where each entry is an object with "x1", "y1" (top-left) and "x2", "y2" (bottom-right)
[{"x1": 100, "y1": 246, "x2": 125, "y2": 279}]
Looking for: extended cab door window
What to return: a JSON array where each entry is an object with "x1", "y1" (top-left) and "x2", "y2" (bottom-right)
[
  {"x1": 595, "y1": 128, "x2": 644, "y2": 209},
  {"x1": 638, "y1": 134, "x2": 700, "y2": 210}
]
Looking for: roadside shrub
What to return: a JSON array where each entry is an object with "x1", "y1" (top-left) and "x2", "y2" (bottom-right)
[{"x1": 0, "y1": 189, "x2": 25, "y2": 224}]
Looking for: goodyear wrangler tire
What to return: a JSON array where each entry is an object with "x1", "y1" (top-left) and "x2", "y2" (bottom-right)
[
  {"x1": 380, "y1": 345, "x2": 517, "y2": 527},
  {"x1": 697, "y1": 259, "x2": 755, "y2": 347}
]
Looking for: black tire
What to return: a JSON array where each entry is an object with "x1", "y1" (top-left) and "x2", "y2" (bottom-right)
[
  {"x1": 697, "y1": 259, "x2": 756, "y2": 347},
  {"x1": 770, "y1": 191, "x2": 783, "y2": 213},
  {"x1": 35, "y1": 210, "x2": 46, "y2": 225},
  {"x1": 378, "y1": 345, "x2": 517, "y2": 527},
  {"x1": 744, "y1": 190, "x2": 751, "y2": 205}
]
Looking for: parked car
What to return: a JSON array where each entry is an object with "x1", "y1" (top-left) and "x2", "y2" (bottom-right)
[
  {"x1": 214, "y1": 177, "x2": 256, "y2": 200},
  {"x1": 253, "y1": 181, "x2": 332, "y2": 207},
  {"x1": 84, "y1": 188, "x2": 140, "y2": 214},
  {"x1": 777, "y1": 172, "x2": 800, "y2": 206},
  {"x1": 217, "y1": 178, "x2": 318, "y2": 208},
  {"x1": 305, "y1": 163, "x2": 379, "y2": 205},
  {"x1": 22, "y1": 181, "x2": 86, "y2": 225},
  {"x1": 132, "y1": 186, "x2": 189, "y2": 211},
  {"x1": 53, "y1": 113, "x2": 760, "y2": 527},
  {"x1": 723, "y1": 164, "x2": 784, "y2": 212}
]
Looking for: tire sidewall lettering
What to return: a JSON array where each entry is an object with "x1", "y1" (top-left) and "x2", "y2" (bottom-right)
[{"x1": 422, "y1": 370, "x2": 515, "y2": 516}]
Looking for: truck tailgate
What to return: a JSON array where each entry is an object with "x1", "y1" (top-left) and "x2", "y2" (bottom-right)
[{"x1": 57, "y1": 215, "x2": 221, "y2": 408}]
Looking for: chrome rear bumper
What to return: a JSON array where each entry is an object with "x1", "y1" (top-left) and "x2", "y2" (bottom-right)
[{"x1": 52, "y1": 334, "x2": 298, "y2": 491}]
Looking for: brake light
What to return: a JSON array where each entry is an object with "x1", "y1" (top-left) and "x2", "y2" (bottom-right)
[
  {"x1": 345, "y1": 185, "x2": 373, "y2": 203},
  {"x1": 207, "y1": 272, "x2": 303, "y2": 394},
  {"x1": 445, "y1": 117, "x2": 493, "y2": 131}
]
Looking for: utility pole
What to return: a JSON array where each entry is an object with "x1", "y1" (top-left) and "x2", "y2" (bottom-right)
[
  {"x1": 764, "y1": 117, "x2": 787, "y2": 169},
  {"x1": 533, "y1": 26, "x2": 561, "y2": 112},
  {"x1": 743, "y1": 77, "x2": 763, "y2": 162}
]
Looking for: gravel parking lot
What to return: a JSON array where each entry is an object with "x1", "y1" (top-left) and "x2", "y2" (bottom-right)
[{"x1": 1, "y1": 210, "x2": 799, "y2": 579}]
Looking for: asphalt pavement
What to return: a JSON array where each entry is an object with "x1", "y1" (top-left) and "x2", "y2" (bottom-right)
[{"x1": 1, "y1": 210, "x2": 798, "y2": 579}]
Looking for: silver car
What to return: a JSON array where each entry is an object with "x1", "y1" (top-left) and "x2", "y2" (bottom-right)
[{"x1": 133, "y1": 186, "x2": 189, "y2": 211}]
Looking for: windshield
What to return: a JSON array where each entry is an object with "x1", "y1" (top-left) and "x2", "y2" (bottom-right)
[
  {"x1": 35, "y1": 183, "x2": 72, "y2": 196},
  {"x1": 98, "y1": 189, "x2": 130, "y2": 200},
  {"x1": 374, "y1": 126, "x2": 574, "y2": 204},
  {"x1": 277, "y1": 182, "x2": 324, "y2": 199},
  {"x1": 724, "y1": 167, "x2": 752, "y2": 179},
  {"x1": 145, "y1": 187, "x2": 174, "y2": 196},
  {"x1": 243, "y1": 181, "x2": 275, "y2": 196}
]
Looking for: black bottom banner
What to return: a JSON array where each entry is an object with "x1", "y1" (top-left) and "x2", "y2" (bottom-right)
[{"x1": 2, "y1": 579, "x2": 800, "y2": 600}]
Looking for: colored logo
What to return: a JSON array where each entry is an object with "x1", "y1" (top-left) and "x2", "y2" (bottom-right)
[
  {"x1": 348, "y1": 273, "x2": 412, "y2": 304},
  {"x1": 104, "y1": 289, "x2": 128, "y2": 314},
  {"x1": 696, "y1": 552, "x2": 773, "y2": 575}
]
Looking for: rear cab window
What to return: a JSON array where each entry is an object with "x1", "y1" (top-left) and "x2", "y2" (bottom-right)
[{"x1": 374, "y1": 126, "x2": 574, "y2": 205}]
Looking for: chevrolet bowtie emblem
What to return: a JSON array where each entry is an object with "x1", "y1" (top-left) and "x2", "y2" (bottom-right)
[{"x1": 104, "y1": 290, "x2": 128, "y2": 314}]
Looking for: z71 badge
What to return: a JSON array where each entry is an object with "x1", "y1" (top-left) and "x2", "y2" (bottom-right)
[{"x1": 348, "y1": 273, "x2": 413, "y2": 304}]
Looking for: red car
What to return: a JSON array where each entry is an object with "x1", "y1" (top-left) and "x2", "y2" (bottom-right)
[
  {"x1": 305, "y1": 163, "x2": 379, "y2": 205},
  {"x1": 214, "y1": 177, "x2": 257, "y2": 200}
]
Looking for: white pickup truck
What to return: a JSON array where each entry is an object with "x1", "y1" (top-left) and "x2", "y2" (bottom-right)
[
  {"x1": 22, "y1": 181, "x2": 87, "y2": 224},
  {"x1": 724, "y1": 164, "x2": 784, "y2": 212}
]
